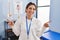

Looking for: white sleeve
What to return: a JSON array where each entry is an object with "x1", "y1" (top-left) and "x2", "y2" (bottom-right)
[
  {"x1": 11, "y1": 19, "x2": 21, "y2": 36},
  {"x1": 35, "y1": 20, "x2": 47, "y2": 37}
]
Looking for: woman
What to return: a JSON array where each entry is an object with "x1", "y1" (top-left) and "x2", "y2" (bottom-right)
[{"x1": 8, "y1": 2, "x2": 49, "y2": 40}]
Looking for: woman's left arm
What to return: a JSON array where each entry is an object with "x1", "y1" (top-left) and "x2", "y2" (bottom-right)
[{"x1": 35, "y1": 20, "x2": 49, "y2": 38}]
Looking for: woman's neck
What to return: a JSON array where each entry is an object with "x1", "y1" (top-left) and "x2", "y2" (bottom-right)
[{"x1": 26, "y1": 15, "x2": 32, "y2": 20}]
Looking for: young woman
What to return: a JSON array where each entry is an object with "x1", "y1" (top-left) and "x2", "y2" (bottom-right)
[{"x1": 8, "y1": 2, "x2": 49, "y2": 40}]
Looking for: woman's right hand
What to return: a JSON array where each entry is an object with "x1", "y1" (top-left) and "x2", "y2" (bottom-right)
[{"x1": 8, "y1": 20, "x2": 14, "y2": 27}]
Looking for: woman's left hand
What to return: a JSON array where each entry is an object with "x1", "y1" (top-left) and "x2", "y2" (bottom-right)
[{"x1": 43, "y1": 21, "x2": 50, "y2": 27}]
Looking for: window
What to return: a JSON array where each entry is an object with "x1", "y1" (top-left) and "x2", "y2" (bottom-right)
[
  {"x1": 38, "y1": 0, "x2": 50, "y2": 6},
  {"x1": 38, "y1": 7, "x2": 50, "y2": 25},
  {"x1": 37, "y1": 0, "x2": 50, "y2": 31}
]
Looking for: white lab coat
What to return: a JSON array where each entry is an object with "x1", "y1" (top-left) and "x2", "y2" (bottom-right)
[{"x1": 12, "y1": 15, "x2": 46, "y2": 40}]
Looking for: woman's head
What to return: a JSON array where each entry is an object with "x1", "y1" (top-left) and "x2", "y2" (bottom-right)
[
  {"x1": 25, "y1": 2, "x2": 36, "y2": 17},
  {"x1": 26, "y1": 2, "x2": 36, "y2": 10}
]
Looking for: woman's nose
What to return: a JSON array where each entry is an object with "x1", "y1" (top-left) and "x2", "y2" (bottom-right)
[{"x1": 31, "y1": 9, "x2": 34, "y2": 12}]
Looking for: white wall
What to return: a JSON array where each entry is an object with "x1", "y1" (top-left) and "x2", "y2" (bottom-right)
[{"x1": 50, "y1": 0, "x2": 60, "y2": 33}]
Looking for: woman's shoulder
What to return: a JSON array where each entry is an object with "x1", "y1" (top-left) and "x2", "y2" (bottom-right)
[
  {"x1": 33, "y1": 17, "x2": 41, "y2": 23},
  {"x1": 33, "y1": 17, "x2": 41, "y2": 22}
]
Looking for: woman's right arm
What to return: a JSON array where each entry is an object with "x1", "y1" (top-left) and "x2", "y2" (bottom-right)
[{"x1": 8, "y1": 19, "x2": 21, "y2": 36}]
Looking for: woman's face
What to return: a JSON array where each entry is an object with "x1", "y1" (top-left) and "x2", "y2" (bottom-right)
[{"x1": 26, "y1": 5, "x2": 36, "y2": 16}]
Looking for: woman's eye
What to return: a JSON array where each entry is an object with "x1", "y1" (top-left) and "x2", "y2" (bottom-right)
[
  {"x1": 33, "y1": 8, "x2": 36, "y2": 10},
  {"x1": 29, "y1": 7, "x2": 36, "y2": 11},
  {"x1": 29, "y1": 8, "x2": 32, "y2": 9}
]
